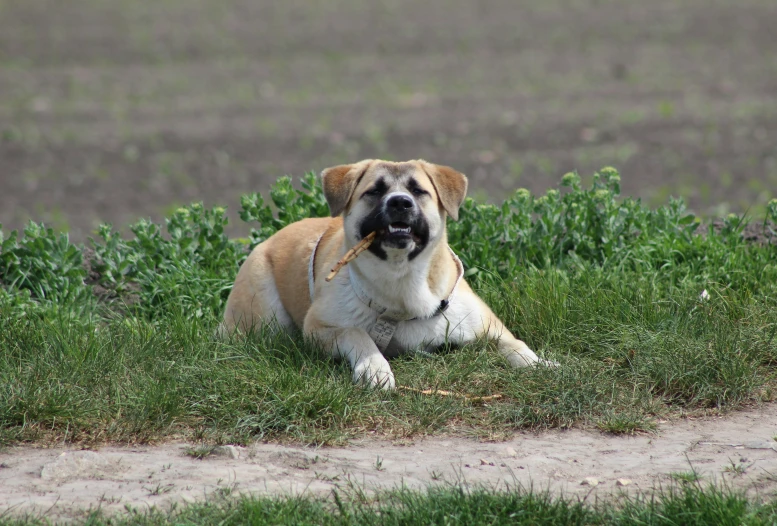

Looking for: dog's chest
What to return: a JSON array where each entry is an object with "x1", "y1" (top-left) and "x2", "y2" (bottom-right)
[
  {"x1": 379, "y1": 317, "x2": 444, "y2": 357},
  {"x1": 323, "y1": 257, "x2": 473, "y2": 354},
  {"x1": 377, "y1": 298, "x2": 476, "y2": 357}
]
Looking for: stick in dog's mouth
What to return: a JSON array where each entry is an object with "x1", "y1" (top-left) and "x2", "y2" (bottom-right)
[{"x1": 325, "y1": 231, "x2": 378, "y2": 282}]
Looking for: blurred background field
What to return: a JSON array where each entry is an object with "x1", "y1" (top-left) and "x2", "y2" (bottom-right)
[{"x1": 1, "y1": 0, "x2": 775, "y2": 241}]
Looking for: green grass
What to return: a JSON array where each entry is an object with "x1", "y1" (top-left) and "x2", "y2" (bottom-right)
[
  {"x1": 671, "y1": 470, "x2": 703, "y2": 484},
  {"x1": 1, "y1": 168, "x2": 777, "y2": 445},
  {"x1": 2, "y1": 265, "x2": 774, "y2": 445},
  {"x1": 5, "y1": 483, "x2": 777, "y2": 525}
]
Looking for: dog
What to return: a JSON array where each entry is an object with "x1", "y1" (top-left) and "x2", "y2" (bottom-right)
[{"x1": 221, "y1": 159, "x2": 555, "y2": 389}]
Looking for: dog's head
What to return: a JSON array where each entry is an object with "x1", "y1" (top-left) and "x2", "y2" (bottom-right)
[{"x1": 321, "y1": 159, "x2": 468, "y2": 261}]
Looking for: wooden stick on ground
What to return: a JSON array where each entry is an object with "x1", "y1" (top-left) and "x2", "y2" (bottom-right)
[
  {"x1": 398, "y1": 386, "x2": 503, "y2": 403},
  {"x1": 325, "y1": 231, "x2": 377, "y2": 282}
]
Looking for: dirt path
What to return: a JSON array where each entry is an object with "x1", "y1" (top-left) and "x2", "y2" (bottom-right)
[{"x1": 2, "y1": 404, "x2": 776, "y2": 519}]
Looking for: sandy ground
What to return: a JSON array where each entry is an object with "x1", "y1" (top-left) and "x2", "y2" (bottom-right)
[{"x1": 2, "y1": 403, "x2": 776, "y2": 520}]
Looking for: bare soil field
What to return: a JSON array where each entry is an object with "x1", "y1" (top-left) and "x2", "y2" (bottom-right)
[
  {"x1": 1, "y1": 0, "x2": 776, "y2": 240},
  {"x1": 2, "y1": 404, "x2": 776, "y2": 520}
]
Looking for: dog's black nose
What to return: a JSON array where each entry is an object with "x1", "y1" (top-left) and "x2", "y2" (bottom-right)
[{"x1": 386, "y1": 194, "x2": 414, "y2": 211}]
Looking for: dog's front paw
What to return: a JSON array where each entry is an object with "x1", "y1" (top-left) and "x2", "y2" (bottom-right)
[
  {"x1": 352, "y1": 356, "x2": 396, "y2": 390},
  {"x1": 504, "y1": 346, "x2": 559, "y2": 369},
  {"x1": 536, "y1": 357, "x2": 560, "y2": 368},
  {"x1": 507, "y1": 353, "x2": 559, "y2": 368}
]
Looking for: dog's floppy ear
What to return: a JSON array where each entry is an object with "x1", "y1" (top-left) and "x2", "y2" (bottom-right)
[
  {"x1": 320, "y1": 160, "x2": 373, "y2": 217},
  {"x1": 420, "y1": 161, "x2": 468, "y2": 221}
]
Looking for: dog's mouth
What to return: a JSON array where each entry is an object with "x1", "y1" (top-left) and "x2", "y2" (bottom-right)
[
  {"x1": 358, "y1": 211, "x2": 430, "y2": 261},
  {"x1": 377, "y1": 222, "x2": 421, "y2": 244},
  {"x1": 385, "y1": 222, "x2": 412, "y2": 237}
]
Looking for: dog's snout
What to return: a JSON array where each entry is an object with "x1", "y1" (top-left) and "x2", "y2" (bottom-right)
[{"x1": 386, "y1": 193, "x2": 414, "y2": 211}]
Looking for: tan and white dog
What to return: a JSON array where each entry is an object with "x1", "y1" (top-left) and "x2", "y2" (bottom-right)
[{"x1": 221, "y1": 159, "x2": 554, "y2": 389}]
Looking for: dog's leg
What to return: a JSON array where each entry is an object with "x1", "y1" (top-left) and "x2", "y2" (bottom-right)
[
  {"x1": 448, "y1": 282, "x2": 557, "y2": 368},
  {"x1": 493, "y1": 329, "x2": 546, "y2": 367},
  {"x1": 486, "y1": 321, "x2": 559, "y2": 368},
  {"x1": 464, "y1": 295, "x2": 557, "y2": 368},
  {"x1": 304, "y1": 317, "x2": 396, "y2": 389}
]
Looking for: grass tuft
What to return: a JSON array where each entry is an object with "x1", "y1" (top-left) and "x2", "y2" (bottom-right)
[{"x1": 7, "y1": 482, "x2": 776, "y2": 525}]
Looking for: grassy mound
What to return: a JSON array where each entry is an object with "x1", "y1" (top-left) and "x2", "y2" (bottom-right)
[{"x1": 1, "y1": 168, "x2": 776, "y2": 445}]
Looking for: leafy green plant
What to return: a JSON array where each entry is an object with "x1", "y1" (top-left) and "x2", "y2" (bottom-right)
[
  {"x1": 89, "y1": 203, "x2": 242, "y2": 319},
  {"x1": 0, "y1": 222, "x2": 89, "y2": 304},
  {"x1": 239, "y1": 172, "x2": 330, "y2": 247},
  {"x1": 82, "y1": 173, "x2": 329, "y2": 319},
  {"x1": 447, "y1": 167, "x2": 777, "y2": 292}
]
